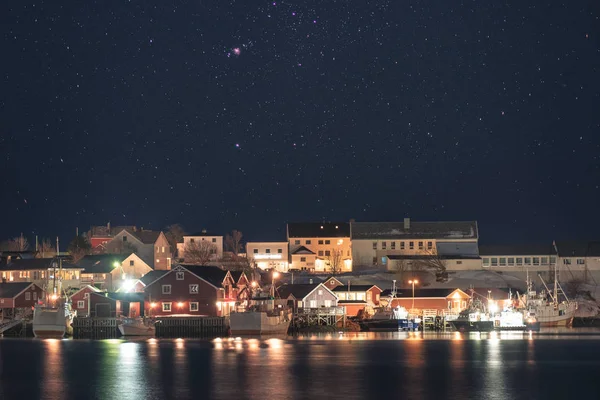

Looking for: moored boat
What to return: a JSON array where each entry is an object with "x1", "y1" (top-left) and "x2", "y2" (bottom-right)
[
  {"x1": 118, "y1": 317, "x2": 156, "y2": 336},
  {"x1": 359, "y1": 280, "x2": 421, "y2": 332},
  {"x1": 33, "y1": 301, "x2": 75, "y2": 339},
  {"x1": 229, "y1": 307, "x2": 292, "y2": 335}
]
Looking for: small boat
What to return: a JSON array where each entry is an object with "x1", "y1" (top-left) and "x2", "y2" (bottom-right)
[
  {"x1": 118, "y1": 317, "x2": 156, "y2": 336},
  {"x1": 33, "y1": 300, "x2": 75, "y2": 339},
  {"x1": 448, "y1": 308, "x2": 494, "y2": 332},
  {"x1": 230, "y1": 307, "x2": 292, "y2": 335},
  {"x1": 359, "y1": 280, "x2": 421, "y2": 332}
]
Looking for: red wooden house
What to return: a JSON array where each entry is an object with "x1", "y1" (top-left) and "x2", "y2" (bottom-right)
[
  {"x1": 0, "y1": 282, "x2": 45, "y2": 318},
  {"x1": 144, "y1": 265, "x2": 238, "y2": 317},
  {"x1": 381, "y1": 288, "x2": 471, "y2": 314},
  {"x1": 333, "y1": 284, "x2": 383, "y2": 316},
  {"x1": 88, "y1": 292, "x2": 118, "y2": 317},
  {"x1": 70, "y1": 285, "x2": 101, "y2": 317}
]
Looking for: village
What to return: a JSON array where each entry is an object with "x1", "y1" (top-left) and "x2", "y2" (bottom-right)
[{"x1": 1, "y1": 219, "x2": 599, "y2": 338}]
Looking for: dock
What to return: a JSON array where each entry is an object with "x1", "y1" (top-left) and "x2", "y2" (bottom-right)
[
  {"x1": 154, "y1": 316, "x2": 229, "y2": 338},
  {"x1": 292, "y1": 306, "x2": 346, "y2": 330},
  {"x1": 72, "y1": 317, "x2": 119, "y2": 339}
]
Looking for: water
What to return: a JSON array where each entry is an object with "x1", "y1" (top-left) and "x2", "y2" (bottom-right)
[{"x1": 2, "y1": 331, "x2": 600, "y2": 400}]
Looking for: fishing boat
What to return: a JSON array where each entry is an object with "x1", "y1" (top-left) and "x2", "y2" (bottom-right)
[
  {"x1": 118, "y1": 317, "x2": 156, "y2": 336},
  {"x1": 33, "y1": 300, "x2": 75, "y2": 338},
  {"x1": 517, "y1": 264, "x2": 577, "y2": 327},
  {"x1": 230, "y1": 306, "x2": 292, "y2": 335},
  {"x1": 359, "y1": 280, "x2": 421, "y2": 332}
]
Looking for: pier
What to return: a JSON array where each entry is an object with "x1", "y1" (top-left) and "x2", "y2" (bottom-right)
[
  {"x1": 154, "y1": 316, "x2": 229, "y2": 338},
  {"x1": 292, "y1": 306, "x2": 346, "y2": 330},
  {"x1": 72, "y1": 317, "x2": 119, "y2": 339}
]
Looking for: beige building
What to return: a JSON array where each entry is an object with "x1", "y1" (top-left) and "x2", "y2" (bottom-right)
[
  {"x1": 177, "y1": 230, "x2": 224, "y2": 263},
  {"x1": 287, "y1": 222, "x2": 352, "y2": 273},
  {"x1": 77, "y1": 253, "x2": 153, "y2": 291},
  {"x1": 246, "y1": 242, "x2": 289, "y2": 272},
  {"x1": 105, "y1": 228, "x2": 172, "y2": 270},
  {"x1": 351, "y1": 218, "x2": 480, "y2": 271}
]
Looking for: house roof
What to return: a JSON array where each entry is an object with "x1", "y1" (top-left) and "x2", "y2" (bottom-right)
[
  {"x1": 332, "y1": 285, "x2": 377, "y2": 292},
  {"x1": 291, "y1": 246, "x2": 315, "y2": 255},
  {"x1": 287, "y1": 222, "x2": 350, "y2": 238},
  {"x1": 89, "y1": 225, "x2": 137, "y2": 237},
  {"x1": 337, "y1": 300, "x2": 368, "y2": 304},
  {"x1": 105, "y1": 292, "x2": 145, "y2": 302},
  {"x1": 380, "y1": 288, "x2": 466, "y2": 298},
  {"x1": 0, "y1": 282, "x2": 33, "y2": 298},
  {"x1": 139, "y1": 270, "x2": 169, "y2": 286},
  {"x1": 386, "y1": 254, "x2": 480, "y2": 261},
  {"x1": 76, "y1": 254, "x2": 130, "y2": 274},
  {"x1": 479, "y1": 244, "x2": 556, "y2": 256},
  {"x1": 555, "y1": 241, "x2": 600, "y2": 257},
  {"x1": 0, "y1": 258, "x2": 81, "y2": 271},
  {"x1": 180, "y1": 265, "x2": 229, "y2": 287},
  {"x1": 126, "y1": 229, "x2": 161, "y2": 244},
  {"x1": 276, "y1": 283, "x2": 321, "y2": 300},
  {"x1": 69, "y1": 285, "x2": 101, "y2": 298},
  {"x1": 230, "y1": 271, "x2": 245, "y2": 284},
  {"x1": 351, "y1": 221, "x2": 478, "y2": 240},
  {"x1": 187, "y1": 231, "x2": 221, "y2": 237}
]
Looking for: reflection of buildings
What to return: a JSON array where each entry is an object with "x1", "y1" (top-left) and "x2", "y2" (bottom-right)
[
  {"x1": 287, "y1": 222, "x2": 352, "y2": 273},
  {"x1": 246, "y1": 242, "x2": 289, "y2": 272}
]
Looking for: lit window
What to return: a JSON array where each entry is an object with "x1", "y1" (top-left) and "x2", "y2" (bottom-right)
[
  {"x1": 176, "y1": 271, "x2": 184, "y2": 280},
  {"x1": 318, "y1": 290, "x2": 323, "y2": 295},
  {"x1": 563, "y1": 259, "x2": 571, "y2": 265},
  {"x1": 162, "y1": 246, "x2": 165, "y2": 253},
  {"x1": 190, "y1": 302, "x2": 199, "y2": 312},
  {"x1": 162, "y1": 285, "x2": 172, "y2": 294},
  {"x1": 77, "y1": 300, "x2": 85, "y2": 309},
  {"x1": 162, "y1": 302, "x2": 172, "y2": 312},
  {"x1": 577, "y1": 259, "x2": 585, "y2": 265}
]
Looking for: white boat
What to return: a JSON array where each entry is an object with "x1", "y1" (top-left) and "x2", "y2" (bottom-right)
[
  {"x1": 118, "y1": 317, "x2": 156, "y2": 336},
  {"x1": 33, "y1": 301, "x2": 75, "y2": 339},
  {"x1": 230, "y1": 307, "x2": 292, "y2": 335}
]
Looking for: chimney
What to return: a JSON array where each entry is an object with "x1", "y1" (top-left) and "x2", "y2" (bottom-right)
[
  {"x1": 404, "y1": 218, "x2": 410, "y2": 230},
  {"x1": 107, "y1": 221, "x2": 111, "y2": 233}
]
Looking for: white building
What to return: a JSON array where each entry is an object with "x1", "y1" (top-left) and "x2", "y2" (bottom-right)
[
  {"x1": 177, "y1": 230, "x2": 223, "y2": 262},
  {"x1": 351, "y1": 218, "x2": 480, "y2": 270},
  {"x1": 287, "y1": 222, "x2": 352, "y2": 272},
  {"x1": 246, "y1": 242, "x2": 289, "y2": 272}
]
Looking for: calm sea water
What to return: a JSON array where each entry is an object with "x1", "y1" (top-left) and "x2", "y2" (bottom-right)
[{"x1": 2, "y1": 330, "x2": 600, "y2": 400}]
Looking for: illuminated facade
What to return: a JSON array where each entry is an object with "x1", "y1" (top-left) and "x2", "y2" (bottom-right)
[
  {"x1": 246, "y1": 242, "x2": 289, "y2": 272},
  {"x1": 177, "y1": 230, "x2": 224, "y2": 263},
  {"x1": 287, "y1": 222, "x2": 352, "y2": 272}
]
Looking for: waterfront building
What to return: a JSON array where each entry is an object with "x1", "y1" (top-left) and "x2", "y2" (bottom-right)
[
  {"x1": 76, "y1": 253, "x2": 152, "y2": 291},
  {"x1": 350, "y1": 218, "x2": 480, "y2": 271},
  {"x1": 332, "y1": 284, "x2": 382, "y2": 316},
  {"x1": 0, "y1": 282, "x2": 45, "y2": 318},
  {"x1": 380, "y1": 287, "x2": 471, "y2": 315},
  {"x1": 176, "y1": 230, "x2": 224, "y2": 263},
  {"x1": 287, "y1": 222, "x2": 352, "y2": 273},
  {"x1": 276, "y1": 282, "x2": 338, "y2": 310},
  {"x1": 246, "y1": 241, "x2": 289, "y2": 272},
  {"x1": 70, "y1": 285, "x2": 101, "y2": 317},
  {"x1": 0, "y1": 257, "x2": 82, "y2": 295},
  {"x1": 105, "y1": 228, "x2": 172, "y2": 270}
]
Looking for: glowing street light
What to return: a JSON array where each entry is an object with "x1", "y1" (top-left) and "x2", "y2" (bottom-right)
[
  {"x1": 271, "y1": 271, "x2": 280, "y2": 298},
  {"x1": 408, "y1": 279, "x2": 419, "y2": 310}
]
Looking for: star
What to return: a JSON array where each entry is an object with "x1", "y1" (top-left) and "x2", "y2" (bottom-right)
[{"x1": 232, "y1": 48, "x2": 241, "y2": 56}]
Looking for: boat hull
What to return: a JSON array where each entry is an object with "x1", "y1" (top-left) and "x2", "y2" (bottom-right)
[
  {"x1": 538, "y1": 317, "x2": 574, "y2": 327},
  {"x1": 451, "y1": 320, "x2": 494, "y2": 332},
  {"x1": 360, "y1": 319, "x2": 420, "y2": 332},
  {"x1": 33, "y1": 306, "x2": 71, "y2": 339},
  {"x1": 118, "y1": 323, "x2": 155, "y2": 336},
  {"x1": 33, "y1": 326, "x2": 66, "y2": 339},
  {"x1": 229, "y1": 311, "x2": 291, "y2": 335}
]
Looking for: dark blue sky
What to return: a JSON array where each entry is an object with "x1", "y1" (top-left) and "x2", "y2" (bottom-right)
[{"x1": 1, "y1": 1, "x2": 599, "y2": 247}]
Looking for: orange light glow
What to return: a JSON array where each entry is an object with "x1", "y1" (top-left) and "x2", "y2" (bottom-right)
[
  {"x1": 177, "y1": 302, "x2": 184, "y2": 307},
  {"x1": 150, "y1": 302, "x2": 157, "y2": 308}
]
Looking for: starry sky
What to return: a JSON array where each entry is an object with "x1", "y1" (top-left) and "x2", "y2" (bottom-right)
[{"x1": 1, "y1": 1, "x2": 599, "y2": 247}]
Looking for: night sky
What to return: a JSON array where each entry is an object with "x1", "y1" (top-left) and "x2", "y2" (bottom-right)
[{"x1": 1, "y1": 1, "x2": 599, "y2": 247}]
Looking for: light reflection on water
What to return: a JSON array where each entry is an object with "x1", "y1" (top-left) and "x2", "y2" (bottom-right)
[{"x1": 1, "y1": 331, "x2": 600, "y2": 400}]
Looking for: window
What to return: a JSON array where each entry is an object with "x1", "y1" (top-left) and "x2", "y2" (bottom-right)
[
  {"x1": 524, "y1": 257, "x2": 532, "y2": 265},
  {"x1": 532, "y1": 257, "x2": 540, "y2": 265},
  {"x1": 295, "y1": 240, "x2": 300, "y2": 245},
  {"x1": 129, "y1": 260, "x2": 134, "y2": 266},
  {"x1": 162, "y1": 246, "x2": 165, "y2": 253},
  {"x1": 499, "y1": 258, "x2": 506, "y2": 266},
  {"x1": 122, "y1": 236, "x2": 127, "y2": 242},
  {"x1": 382, "y1": 242, "x2": 387, "y2": 250},
  {"x1": 409, "y1": 242, "x2": 414, "y2": 250},
  {"x1": 318, "y1": 290, "x2": 323, "y2": 295},
  {"x1": 324, "y1": 300, "x2": 331, "y2": 307},
  {"x1": 190, "y1": 238, "x2": 195, "y2": 243},
  {"x1": 190, "y1": 302, "x2": 199, "y2": 312},
  {"x1": 483, "y1": 258, "x2": 490, "y2": 266},
  {"x1": 25, "y1": 292, "x2": 31, "y2": 300},
  {"x1": 372, "y1": 257, "x2": 377, "y2": 265},
  {"x1": 577, "y1": 259, "x2": 585, "y2": 265},
  {"x1": 391, "y1": 242, "x2": 396, "y2": 250},
  {"x1": 563, "y1": 258, "x2": 571, "y2": 265},
  {"x1": 491, "y1": 258, "x2": 498, "y2": 266},
  {"x1": 541, "y1": 257, "x2": 548, "y2": 265},
  {"x1": 550, "y1": 256, "x2": 557, "y2": 264},
  {"x1": 325, "y1": 250, "x2": 331, "y2": 257},
  {"x1": 162, "y1": 302, "x2": 172, "y2": 312},
  {"x1": 265, "y1": 248, "x2": 270, "y2": 254},
  {"x1": 508, "y1": 258, "x2": 515, "y2": 266},
  {"x1": 253, "y1": 249, "x2": 258, "y2": 254},
  {"x1": 309, "y1": 300, "x2": 317, "y2": 308},
  {"x1": 456, "y1": 261, "x2": 463, "y2": 265},
  {"x1": 162, "y1": 285, "x2": 172, "y2": 294},
  {"x1": 400, "y1": 242, "x2": 405, "y2": 250},
  {"x1": 427, "y1": 241, "x2": 433, "y2": 250},
  {"x1": 33, "y1": 292, "x2": 37, "y2": 300},
  {"x1": 418, "y1": 241, "x2": 424, "y2": 250},
  {"x1": 212, "y1": 238, "x2": 216, "y2": 243},
  {"x1": 189, "y1": 284, "x2": 199, "y2": 294},
  {"x1": 300, "y1": 257, "x2": 306, "y2": 262},
  {"x1": 306, "y1": 240, "x2": 311, "y2": 245},
  {"x1": 357, "y1": 293, "x2": 365, "y2": 301},
  {"x1": 77, "y1": 300, "x2": 85, "y2": 309},
  {"x1": 325, "y1": 240, "x2": 330, "y2": 245},
  {"x1": 176, "y1": 271, "x2": 184, "y2": 280},
  {"x1": 516, "y1": 257, "x2": 523, "y2": 265},
  {"x1": 278, "y1": 248, "x2": 282, "y2": 253},
  {"x1": 318, "y1": 240, "x2": 324, "y2": 245},
  {"x1": 318, "y1": 251, "x2": 324, "y2": 257},
  {"x1": 381, "y1": 257, "x2": 387, "y2": 264},
  {"x1": 372, "y1": 242, "x2": 377, "y2": 250}
]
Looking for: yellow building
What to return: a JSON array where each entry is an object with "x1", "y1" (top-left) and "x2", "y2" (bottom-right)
[{"x1": 287, "y1": 222, "x2": 352, "y2": 273}]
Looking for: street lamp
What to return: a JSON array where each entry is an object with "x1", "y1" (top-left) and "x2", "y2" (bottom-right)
[
  {"x1": 408, "y1": 279, "x2": 419, "y2": 310},
  {"x1": 271, "y1": 271, "x2": 280, "y2": 298}
]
